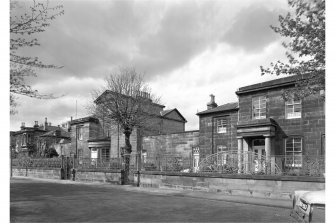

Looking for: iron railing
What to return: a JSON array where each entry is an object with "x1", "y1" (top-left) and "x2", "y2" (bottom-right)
[
  {"x1": 140, "y1": 152, "x2": 325, "y2": 177},
  {"x1": 273, "y1": 155, "x2": 325, "y2": 177},
  {"x1": 11, "y1": 152, "x2": 325, "y2": 177},
  {"x1": 141, "y1": 155, "x2": 192, "y2": 172}
]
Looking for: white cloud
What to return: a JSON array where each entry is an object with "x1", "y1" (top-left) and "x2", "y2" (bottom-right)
[
  {"x1": 10, "y1": 0, "x2": 290, "y2": 132},
  {"x1": 149, "y1": 41, "x2": 287, "y2": 131}
]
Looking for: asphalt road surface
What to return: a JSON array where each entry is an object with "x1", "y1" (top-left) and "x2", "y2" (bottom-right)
[{"x1": 10, "y1": 177, "x2": 293, "y2": 222}]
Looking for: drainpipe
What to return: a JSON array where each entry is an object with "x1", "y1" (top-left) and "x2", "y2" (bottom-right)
[{"x1": 211, "y1": 117, "x2": 214, "y2": 154}]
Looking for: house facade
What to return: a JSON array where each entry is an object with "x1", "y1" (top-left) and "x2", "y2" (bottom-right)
[
  {"x1": 69, "y1": 90, "x2": 187, "y2": 160},
  {"x1": 69, "y1": 116, "x2": 106, "y2": 160},
  {"x1": 196, "y1": 95, "x2": 238, "y2": 160},
  {"x1": 11, "y1": 118, "x2": 71, "y2": 158},
  {"x1": 142, "y1": 75, "x2": 325, "y2": 172},
  {"x1": 235, "y1": 75, "x2": 325, "y2": 168}
]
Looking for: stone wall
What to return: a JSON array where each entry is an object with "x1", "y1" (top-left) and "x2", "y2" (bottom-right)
[
  {"x1": 199, "y1": 111, "x2": 238, "y2": 159},
  {"x1": 142, "y1": 130, "x2": 199, "y2": 158},
  {"x1": 75, "y1": 169, "x2": 121, "y2": 184},
  {"x1": 12, "y1": 167, "x2": 61, "y2": 179},
  {"x1": 136, "y1": 171, "x2": 325, "y2": 200},
  {"x1": 161, "y1": 119, "x2": 185, "y2": 134}
]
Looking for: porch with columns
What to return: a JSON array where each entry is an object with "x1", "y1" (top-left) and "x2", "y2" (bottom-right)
[{"x1": 236, "y1": 118, "x2": 277, "y2": 174}]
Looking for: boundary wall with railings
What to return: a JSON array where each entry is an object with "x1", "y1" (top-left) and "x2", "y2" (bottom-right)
[{"x1": 11, "y1": 155, "x2": 325, "y2": 201}]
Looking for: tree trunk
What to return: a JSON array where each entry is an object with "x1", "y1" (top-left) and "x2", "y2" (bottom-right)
[{"x1": 122, "y1": 128, "x2": 132, "y2": 185}]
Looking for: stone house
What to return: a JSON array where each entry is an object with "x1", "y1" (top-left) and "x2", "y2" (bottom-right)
[
  {"x1": 235, "y1": 75, "x2": 325, "y2": 168},
  {"x1": 38, "y1": 128, "x2": 71, "y2": 157},
  {"x1": 69, "y1": 116, "x2": 105, "y2": 160},
  {"x1": 196, "y1": 95, "x2": 238, "y2": 160},
  {"x1": 70, "y1": 90, "x2": 187, "y2": 160},
  {"x1": 141, "y1": 75, "x2": 325, "y2": 172},
  {"x1": 11, "y1": 118, "x2": 71, "y2": 157}
]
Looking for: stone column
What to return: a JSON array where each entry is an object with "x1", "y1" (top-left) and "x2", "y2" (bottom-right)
[
  {"x1": 264, "y1": 135, "x2": 271, "y2": 174},
  {"x1": 243, "y1": 139, "x2": 249, "y2": 173},
  {"x1": 237, "y1": 137, "x2": 243, "y2": 174}
]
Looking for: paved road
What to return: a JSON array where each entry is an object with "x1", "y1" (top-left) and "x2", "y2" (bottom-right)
[{"x1": 10, "y1": 177, "x2": 293, "y2": 222}]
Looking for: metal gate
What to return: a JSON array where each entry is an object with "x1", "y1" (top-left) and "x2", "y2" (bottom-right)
[{"x1": 61, "y1": 156, "x2": 74, "y2": 180}]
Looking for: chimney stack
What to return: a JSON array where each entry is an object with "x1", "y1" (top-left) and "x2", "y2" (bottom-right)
[
  {"x1": 44, "y1": 117, "x2": 48, "y2": 130},
  {"x1": 34, "y1": 121, "x2": 39, "y2": 128},
  {"x1": 20, "y1": 122, "x2": 25, "y2": 130},
  {"x1": 207, "y1": 94, "x2": 218, "y2": 110}
]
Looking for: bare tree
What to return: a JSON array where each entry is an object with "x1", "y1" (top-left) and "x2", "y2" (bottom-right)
[
  {"x1": 10, "y1": 0, "x2": 64, "y2": 114},
  {"x1": 90, "y1": 66, "x2": 161, "y2": 183}
]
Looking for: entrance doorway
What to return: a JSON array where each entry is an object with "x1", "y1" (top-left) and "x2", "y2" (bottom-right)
[{"x1": 252, "y1": 139, "x2": 265, "y2": 172}]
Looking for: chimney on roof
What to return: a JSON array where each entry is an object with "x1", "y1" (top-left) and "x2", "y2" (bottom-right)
[
  {"x1": 44, "y1": 117, "x2": 48, "y2": 130},
  {"x1": 207, "y1": 94, "x2": 218, "y2": 110},
  {"x1": 34, "y1": 121, "x2": 39, "y2": 128},
  {"x1": 20, "y1": 122, "x2": 25, "y2": 130},
  {"x1": 55, "y1": 129, "x2": 61, "y2": 137}
]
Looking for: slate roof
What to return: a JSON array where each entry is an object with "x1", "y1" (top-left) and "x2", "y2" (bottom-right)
[
  {"x1": 39, "y1": 128, "x2": 71, "y2": 139},
  {"x1": 160, "y1": 108, "x2": 187, "y2": 122},
  {"x1": 196, "y1": 102, "x2": 238, "y2": 116},
  {"x1": 70, "y1": 116, "x2": 99, "y2": 125},
  {"x1": 235, "y1": 74, "x2": 323, "y2": 95},
  {"x1": 160, "y1": 109, "x2": 173, "y2": 116},
  {"x1": 95, "y1": 90, "x2": 165, "y2": 108}
]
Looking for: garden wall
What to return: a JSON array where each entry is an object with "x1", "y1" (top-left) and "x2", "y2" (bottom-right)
[
  {"x1": 12, "y1": 167, "x2": 61, "y2": 180},
  {"x1": 12, "y1": 167, "x2": 122, "y2": 184},
  {"x1": 135, "y1": 171, "x2": 325, "y2": 200},
  {"x1": 75, "y1": 169, "x2": 121, "y2": 184}
]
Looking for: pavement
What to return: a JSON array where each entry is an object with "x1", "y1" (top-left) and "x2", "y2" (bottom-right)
[{"x1": 11, "y1": 176, "x2": 292, "y2": 209}]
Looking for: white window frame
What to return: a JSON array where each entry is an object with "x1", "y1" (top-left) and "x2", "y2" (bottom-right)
[
  {"x1": 285, "y1": 137, "x2": 302, "y2": 167},
  {"x1": 217, "y1": 145, "x2": 227, "y2": 165},
  {"x1": 22, "y1": 133, "x2": 27, "y2": 146},
  {"x1": 78, "y1": 126, "x2": 83, "y2": 140},
  {"x1": 285, "y1": 99, "x2": 302, "y2": 119},
  {"x1": 78, "y1": 149, "x2": 83, "y2": 160},
  {"x1": 217, "y1": 119, "x2": 227, "y2": 133},
  {"x1": 101, "y1": 147, "x2": 110, "y2": 161},
  {"x1": 252, "y1": 96, "x2": 267, "y2": 119},
  {"x1": 142, "y1": 151, "x2": 147, "y2": 164}
]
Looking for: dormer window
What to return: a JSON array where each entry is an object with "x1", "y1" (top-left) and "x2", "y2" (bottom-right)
[
  {"x1": 252, "y1": 96, "x2": 266, "y2": 119},
  {"x1": 285, "y1": 99, "x2": 301, "y2": 119}
]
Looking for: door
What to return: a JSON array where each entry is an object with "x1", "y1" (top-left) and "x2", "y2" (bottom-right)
[
  {"x1": 252, "y1": 139, "x2": 265, "y2": 172},
  {"x1": 91, "y1": 148, "x2": 98, "y2": 166}
]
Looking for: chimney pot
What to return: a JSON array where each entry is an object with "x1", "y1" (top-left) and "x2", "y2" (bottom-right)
[{"x1": 207, "y1": 94, "x2": 218, "y2": 110}]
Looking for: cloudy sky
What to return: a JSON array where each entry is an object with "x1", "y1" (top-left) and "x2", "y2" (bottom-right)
[{"x1": 10, "y1": 0, "x2": 291, "y2": 131}]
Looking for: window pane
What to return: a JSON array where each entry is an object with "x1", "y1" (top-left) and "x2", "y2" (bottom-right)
[
  {"x1": 286, "y1": 146, "x2": 293, "y2": 152},
  {"x1": 286, "y1": 100, "x2": 301, "y2": 119},
  {"x1": 294, "y1": 104, "x2": 302, "y2": 113},
  {"x1": 253, "y1": 96, "x2": 266, "y2": 119}
]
